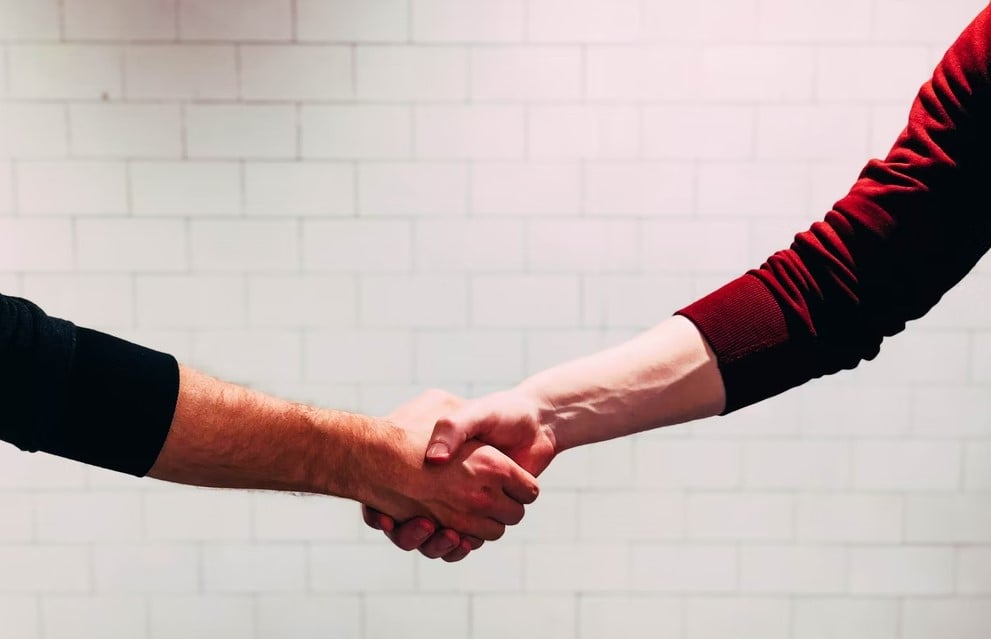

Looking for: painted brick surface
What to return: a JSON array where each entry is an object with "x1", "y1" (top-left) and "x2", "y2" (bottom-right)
[{"x1": 1, "y1": 1, "x2": 989, "y2": 637}]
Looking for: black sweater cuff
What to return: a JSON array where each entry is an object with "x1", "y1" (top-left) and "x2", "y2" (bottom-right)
[{"x1": 48, "y1": 328, "x2": 180, "y2": 477}]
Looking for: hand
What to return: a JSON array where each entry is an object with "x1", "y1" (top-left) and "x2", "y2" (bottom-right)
[
  {"x1": 363, "y1": 389, "x2": 481, "y2": 561},
  {"x1": 367, "y1": 387, "x2": 558, "y2": 560},
  {"x1": 426, "y1": 388, "x2": 557, "y2": 476},
  {"x1": 361, "y1": 389, "x2": 539, "y2": 560},
  {"x1": 361, "y1": 413, "x2": 539, "y2": 543}
]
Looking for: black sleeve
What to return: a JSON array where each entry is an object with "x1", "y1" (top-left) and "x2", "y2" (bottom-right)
[{"x1": 0, "y1": 293, "x2": 179, "y2": 476}]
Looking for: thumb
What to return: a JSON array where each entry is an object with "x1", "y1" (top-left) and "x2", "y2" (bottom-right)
[{"x1": 425, "y1": 401, "x2": 493, "y2": 464}]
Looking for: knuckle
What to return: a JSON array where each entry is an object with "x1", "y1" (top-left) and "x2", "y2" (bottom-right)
[
  {"x1": 426, "y1": 388, "x2": 460, "y2": 408},
  {"x1": 468, "y1": 488, "x2": 495, "y2": 513},
  {"x1": 447, "y1": 514, "x2": 474, "y2": 536},
  {"x1": 424, "y1": 388, "x2": 447, "y2": 401},
  {"x1": 507, "y1": 508, "x2": 524, "y2": 526}
]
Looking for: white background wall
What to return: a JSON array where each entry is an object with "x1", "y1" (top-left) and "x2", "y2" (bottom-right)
[{"x1": 1, "y1": 0, "x2": 990, "y2": 637}]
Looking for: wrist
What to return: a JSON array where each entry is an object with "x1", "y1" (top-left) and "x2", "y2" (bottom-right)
[
  {"x1": 319, "y1": 413, "x2": 422, "y2": 516},
  {"x1": 511, "y1": 381, "x2": 567, "y2": 456},
  {"x1": 310, "y1": 409, "x2": 381, "y2": 501}
]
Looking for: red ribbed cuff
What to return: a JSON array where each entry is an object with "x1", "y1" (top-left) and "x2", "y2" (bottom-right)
[{"x1": 677, "y1": 274, "x2": 810, "y2": 414}]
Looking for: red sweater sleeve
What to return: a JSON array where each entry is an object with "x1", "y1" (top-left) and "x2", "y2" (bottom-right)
[{"x1": 678, "y1": 7, "x2": 991, "y2": 413}]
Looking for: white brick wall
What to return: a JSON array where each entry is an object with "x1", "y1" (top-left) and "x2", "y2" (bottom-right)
[
  {"x1": 0, "y1": 104, "x2": 67, "y2": 158},
  {"x1": 131, "y1": 162, "x2": 240, "y2": 216},
  {"x1": 19, "y1": 161, "x2": 128, "y2": 216},
  {"x1": 44, "y1": 596, "x2": 147, "y2": 639},
  {"x1": 2, "y1": 0, "x2": 989, "y2": 637},
  {"x1": 473, "y1": 595, "x2": 574, "y2": 639},
  {"x1": 580, "y1": 596, "x2": 682, "y2": 638},
  {"x1": 64, "y1": 0, "x2": 176, "y2": 41},
  {"x1": 0, "y1": 0, "x2": 60, "y2": 41},
  {"x1": 685, "y1": 597, "x2": 791, "y2": 639},
  {"x1": 149, "y1": 595, "x2": 254, "y2": 639},
  {"x1": 186, "y1": 105, "x2": 296, "y2": 159},
  {"x1": 794, "y1": 598, "x2": 899, "y2": 639},
  {"x1": 241, "y1": 45, "x2": 352, "y2": 101},
  {"x1": 9, "y1": 45, "x2": 122, "y2": 101},
  {"x1": 71, "y1": 105, "x2": 182, "y2": 159},
  {"x1": 296, "y1": 0, "x2": 408, "y2": 43},
  {"x1": 124, "y1": 46, "x2": 238, "y2": 100}
]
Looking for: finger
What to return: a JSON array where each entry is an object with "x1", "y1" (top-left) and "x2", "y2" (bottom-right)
[
  {"x1": 418, "y1": 529, "x2": 461, "y2": 559},
  {"x1": 442, "y1": 540, "x2": 474, "y2": 563},
  {"x1": 463, "y1": 535, "x2": 484, "y2": 550},
  {"x1": 361, "y1": 505, "x2": 381, "y2": 530},
  {"x1": 426, "y1": 401, "x2": 496, "y2": 464},
  {"x1": 502, "y1": 464, "x2": 540, "y2": 506},
  {"x1": 385, "y1": 518, "x2": 436, "y2": 551},
  {"x1": 361, "y1": 505, "x2": 395, "y2": 533},
  {"x1": 425, "y1": 419, "x2": 468, "y2": 464},
  {"x1": 487, "y1": 492, "x2": 526, "y2": 526},
  {"x1": 457, "y1": 516, "x2": 505, "y2": 542}
]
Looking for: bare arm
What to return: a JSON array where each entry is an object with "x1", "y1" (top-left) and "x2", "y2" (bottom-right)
[
  {"x1": 148, "y1": 365, "x2": 379, "y2": 498},
  {"x1": 149, "y1": 365, "x2": 538, "y2": 541},
  {"x1": 416, "y1": 315, "x2": 724, "y2": 472},
  {"x1": 522, "y1": 315, "x2": 725, "y2": 453},
  {"x1": 364, "y1": 316, "x2": 724, "y2": 556}
]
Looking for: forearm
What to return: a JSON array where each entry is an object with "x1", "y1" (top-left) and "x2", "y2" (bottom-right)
[
  {"x1": 518, "y1": 315, "x2": 725, "y2": 452},
  {"x1": 148, "y1": 365, "x2": 398, "y2": 503}
]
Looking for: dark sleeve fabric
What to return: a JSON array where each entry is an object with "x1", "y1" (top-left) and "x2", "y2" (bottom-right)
[
  {"x1": 678, "y1": 7, "x2": 991, "y2": 413},
  {"x1": 0, "y1": 293, "x2": 179, "y2": 476}
]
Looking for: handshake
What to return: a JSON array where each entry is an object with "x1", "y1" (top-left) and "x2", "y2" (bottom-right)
[
  {"x1": 149, "y1": 317, "x2": 723, "y2": 561},
  {"x1": 351, "y1": 316, "x2": 725, "y2": 562},
  {"x1": 358, "y1": 385, "x2": 559, "y2": 563}
]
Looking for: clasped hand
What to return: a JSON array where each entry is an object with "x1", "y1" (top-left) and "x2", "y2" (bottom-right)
[{"x1": 365, "y1": 388, "x2": 557, "y2": 562}]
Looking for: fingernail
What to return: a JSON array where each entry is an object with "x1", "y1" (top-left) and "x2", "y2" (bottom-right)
[{"x1": 426, "y1": 442, "x2": 449, "y2": 459}]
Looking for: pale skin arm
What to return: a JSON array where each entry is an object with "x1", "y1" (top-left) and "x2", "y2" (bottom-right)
[
  {"x1": 512, "y1": 314, "x2": 725, "y2": 453},
  {"x1": 150, "y1": 365, "x2": 539, "y2": 542},
  {"x1": 364, "y1": 315, "x2": 726, "y2": 555}
]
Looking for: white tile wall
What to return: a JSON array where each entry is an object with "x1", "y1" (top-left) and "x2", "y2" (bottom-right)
[
  {"x1": 0, "y1": 0, "x2": 60, "y2": 41},
  {"x1": 131, "y1": 162, "x2": 240, "y2": 216},
  {"x1": 44, "y1": 596, "x2": 147, "y2": 639},
  {"x1": 0, "y1": 596, "x2": 40, "y2": 638},
  {"x1": 1, "y1": 0, "x2": 989, "y2": 637},
  {"x1": 149, "y1": 595, "x2": 255, "y2": 639},
  {"x1": 71, "y1": 104, "x2": 183, "y2": 159},
  {"x1": 64, "y1": 0, "x2": 176, "y2": 41},
  {"x1": 296, "y1": 0, "x2": 409, "y2": 43},
  {"x1": 241, "y1": 45, "x2": 353, "y2": 101},
  {"x1": 124, "y1": 46, "x2": 238, "y2": 100},
  {"x1": 0, "y1": 104, "x2": 68, "y2": 159},
  {"x1": 580, "y1": 595, "x2": 682, "y2": 639},
  {"x1": 472, "y1": 595, "x2": 574, "y2": 639},
  {"x1": 18, "y1": 161, "x2": 129, "y2": 216},
  {"x1": 684, "y1": 597, "x2": 791, "y2": 639},
  {"x1": 8, "y1": 45, "x2": 122, "y2": 101},
  {"x1": 93, "y1": 544, "x2": 199, "y2": 593},
  {"x1": 794, "y1": 598, "x2": 899, "y2": 639},
  {"x1": 0, "y1": 161, "x2": 12, "y2": 214}
]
